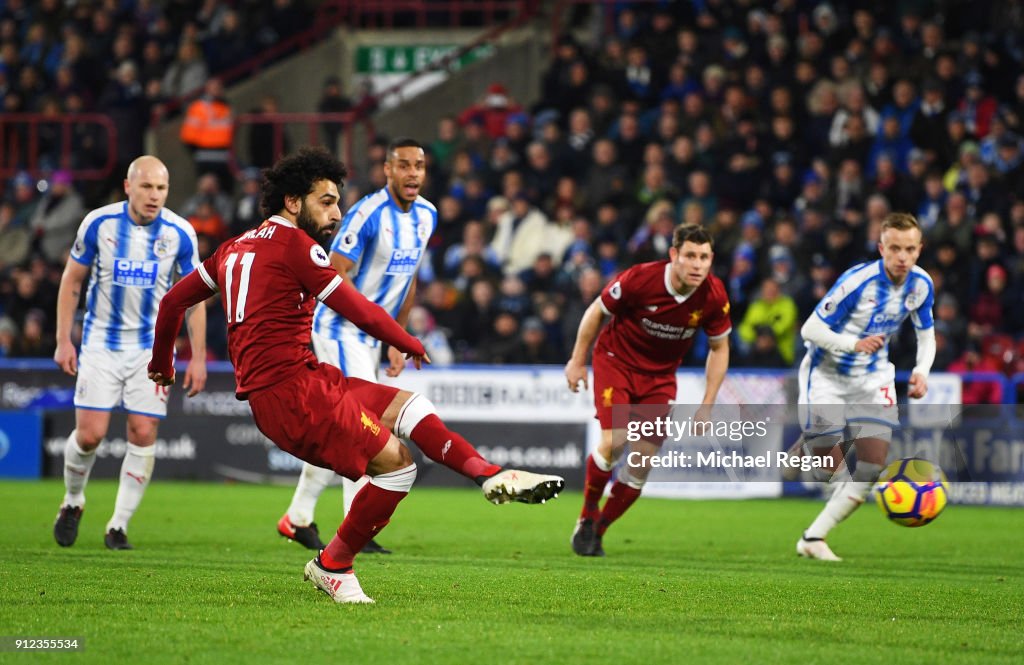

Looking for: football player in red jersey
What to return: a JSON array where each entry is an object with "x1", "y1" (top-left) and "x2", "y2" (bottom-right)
[
  {"x1": 148, "y1": 147, "x2": 563, "y2": 603},
  {"x1": 564, "y1": 225, "x2": 732, "y2": 556}
]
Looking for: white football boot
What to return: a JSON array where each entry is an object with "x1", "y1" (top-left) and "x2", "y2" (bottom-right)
[
  {"x1": 481, "y1": 469, "x2": 565, "y2": 505},
  {"x1": 303, "y1": 557, "x2": 374, "y2": 604},
  {"x1": 796, "y1": 536, "x2": 843, "y2": 562}
]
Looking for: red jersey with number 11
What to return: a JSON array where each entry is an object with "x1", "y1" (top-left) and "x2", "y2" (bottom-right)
[
  {"x1": 195, "y1": 216, "x2": 345, "y2": 396},
  {"x1": 594, "y1": 260, "x2": 732, "y2": 375}
]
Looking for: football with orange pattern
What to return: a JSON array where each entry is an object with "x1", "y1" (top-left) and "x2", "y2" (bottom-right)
[{"x1": 874, "y1": 457, "x2": 949, "y2": 527}]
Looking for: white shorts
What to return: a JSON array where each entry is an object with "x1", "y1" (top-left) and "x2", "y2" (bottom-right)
[
  {"x1": 311, "y1": 331, "x2": 380, "y2": 381},
  {"x1": 797, "y1": 354, "x2": 898, "y2": 439},
  {"x1": 75, "y1": 348, "x2": 169, "y2": 418}
]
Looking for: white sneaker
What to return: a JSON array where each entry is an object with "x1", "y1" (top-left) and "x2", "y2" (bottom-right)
[
  {"x1": 481, "y1": 469, "x2": 565, "y2": 505},
  {"x1": 796, "y1": 537, "x2": 842, "y2": 562},
  {"x1": 303, "y1": 557, "x2": 374, "y2": 604}
]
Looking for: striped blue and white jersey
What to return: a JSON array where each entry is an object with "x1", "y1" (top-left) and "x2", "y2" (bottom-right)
[
  {"x1": 312, "y1": 187, "x2": 437, "y2": 348},
  {"x1": 807, "y1": 259, "x2": 934, "y2": 377},
  {"x1": 70, "y1": 201, "x2": 200, "y2": 352}
]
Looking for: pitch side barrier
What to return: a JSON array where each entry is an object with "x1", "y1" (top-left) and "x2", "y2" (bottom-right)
[{"x1": 0, "y1": 361, "x2": 1020, "y2": 506}]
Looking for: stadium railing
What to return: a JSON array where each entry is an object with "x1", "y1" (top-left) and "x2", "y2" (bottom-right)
[
  {"x1": 0, "y1": 113, "x2": 118, "y2": 182},
  {"x1": 229, "y1": 111, "x2": 376, "y2": 178}
]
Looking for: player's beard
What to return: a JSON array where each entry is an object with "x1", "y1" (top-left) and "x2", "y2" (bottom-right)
[{"x1": 296, "y1": 203, "x2": 335, "y2": 247}]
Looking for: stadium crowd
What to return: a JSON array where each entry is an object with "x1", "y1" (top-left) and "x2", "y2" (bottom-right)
[{"x1": 3, "y1": 1, "x2": 1024, "y2": 403}]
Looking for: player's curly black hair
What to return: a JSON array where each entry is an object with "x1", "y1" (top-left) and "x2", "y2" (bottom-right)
[{"x1": 259, "y1": 146, "x2": 348, "y2": 218}]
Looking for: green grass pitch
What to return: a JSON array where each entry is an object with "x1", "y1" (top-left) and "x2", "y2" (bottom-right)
[{"x1": 1, "y1": 480, "x2": 1022, "y2": 664}]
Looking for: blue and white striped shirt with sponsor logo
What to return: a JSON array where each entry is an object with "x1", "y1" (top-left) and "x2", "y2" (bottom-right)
[
  {"x1": 808, "y1": 259, "x2": 934, "y2": 377},
  {"x1": 70, "y1": 201, "x2": 200, "y2": 352},
  {"x1": 312, "y1": 187, "x2": 437, "y2": 348}
]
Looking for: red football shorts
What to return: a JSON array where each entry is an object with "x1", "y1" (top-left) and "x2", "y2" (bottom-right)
[
  {"x1": 248, "y1": 363, "x2": 392, "y2": 480},
  {"x1": 592, "y1": 352, "x2": 676, "y2": 430}
]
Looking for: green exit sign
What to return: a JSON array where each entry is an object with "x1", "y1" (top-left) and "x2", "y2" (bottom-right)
[{"x1": 356, "y1": 44, "x2": 494, "y2": 74}]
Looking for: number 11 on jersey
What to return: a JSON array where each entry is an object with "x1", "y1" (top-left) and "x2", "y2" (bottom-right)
[{"x1": 224, "y1": 252, "x2": 255, "y2": 323}]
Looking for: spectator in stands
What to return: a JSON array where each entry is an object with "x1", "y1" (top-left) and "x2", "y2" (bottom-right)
[
  {"x1": 454, "y1": 279, "x2": 497, "y2": 354},
  {"x1": 934, "y1": 292, "x2": 967, "y2": 357},
  {"x1": 969, "y1": 264, "x2": 1011, "y2": 338},
  {"x1": 830, "y1": 84, "x2": 881, "y2": 148},
  {"x1": 230, "y1": 167, "x2": 263, "y2": 236},
  {"x1": 960, "y1": 161, "x2": 1003, "y2": 219},
  {"x1": 478, "y1": 311, "x2": 521, "y2": 365},
  {"x1": 7, "y1": 172, "x2": 39, "y2": 227},
  {"x1": 181, "y1": 173, "x2": 233, "y2": 222},
  {"x1": 910, "y1": 78, "x2": 949, "y2": 156},
  {"x1": 459, "y1": 83, "x2": 522, "y2": 141},
  {"x1": 929, "y1": 191, "x2": 974, "y2": 256},
  {"x1": 98, "y1": 61, "x2": 150, "y2": 201},
  {"x1": 519, "y1": 252, "x2": 560, "y2": 299},
  {"x1": 180, "y1": 77, "x2": 234, "y2": 192},
  {"x1": 431, "y1": 115, "x2": 463, "y2": 176},
  {"x1": 407, "y1": 305, "x2": 453, "y2": 367},
  {"x1": 916, "y1": 170, "x2": 947, "y2": 231},
  {"x1": 958, "y1": 70, "x2": 998, "y2": 139},
  {"x1": 443, "y1": 220, "x2": 501, "y2": 279},
  {"x1": 628, "y1": 200, "x2": 675, "y2": 264},
  {"x1": 161, "y1": 40, "x2": 208, "y2": 100},
  {"x1": 317, "y1": 75, "x2": 352, "y2": 152},
  {"x1": 35, "y1": 96, "x2": 65, "y2": 171},
  {"x1": 185, "y1": 198, "x2": 227, "y2": 244},
  {"x1": 509, "y1": 316, "x2": 560, "y2": 365},
  {"x1": 492, "y1": 194, "x2": 561, "y2": 274},
  {"x1": 495, "y1": 274, "x2": 530, "y2": 318},
  {"x1": 204, "y1": 9, "x2": 251, "y2": 74},
  {"x1": 5, "y1": 267, "x2": 53, "y2": 330},
  {"x1": 10, "y1": 308, "x2": 54, "y2": 358},
  {"x1": 0, "y1": 201, "x2": 30, "y2": 272},
  {"x1": 745, "y1": 324, "x2": 789, "y2": 368},
  {"x1": 737, "y1": 277, "x2": 798, "y2": 365},
  {"x1": 502, "y1": 112, "x2": 530, "y2": 162},
  {"x1": 761, "y1": 151, "x2": 801, "y2": 211},
  {"x1": 247, "y1": 93, "x2": 288, "y2": 170},
  {"x1": 582, "y1": 139, "x2": 626, "y2": 213},
  {"x1": 948, "y1": 342, "x2": 1003, "y2": 405},
  {"x1": 869, "y1": 151, "x2": 916, "y2": 211},
  {"x1": 139, "y1": 39, "x2": 168, "y2": 88},
  {"x1": 767, "y1": 240, "x2": 807, "y2": 300},
  {"x1": 29, "y1": 170, "x2": 83, "y2": 264},
  {"x1": 541, "y1": 34, "x2": 585, "y2": 113},
  {"x1": 882, "y1": 78, "x2": 919, "y2": 138}
]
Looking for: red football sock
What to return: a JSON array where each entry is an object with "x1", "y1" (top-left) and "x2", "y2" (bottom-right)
[
  {"x1": 596, "y1": 481, "x2": 642, "y2": 536},
  {"x1": 320, "y1": 482, "x2": 406, "y2": 570},
  {"x1": 410, "y1": 415, "x2": 500, "y2": 480},
  {"x1": 581, "y1": 453, "x2": 613, "y2": 521}
]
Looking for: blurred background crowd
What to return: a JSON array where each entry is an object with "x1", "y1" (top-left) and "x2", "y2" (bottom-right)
[{"x1": 2, "y1": 0, "x2": 1024, "y2": 403}]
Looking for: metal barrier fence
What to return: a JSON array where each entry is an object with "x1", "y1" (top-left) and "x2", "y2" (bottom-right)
[
  {"x1": 228, "y1": 112, "x2": 376, "y2": 179},
  {"x1": 0, "y1": 113, "x2": 118, "y2": 182}
]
